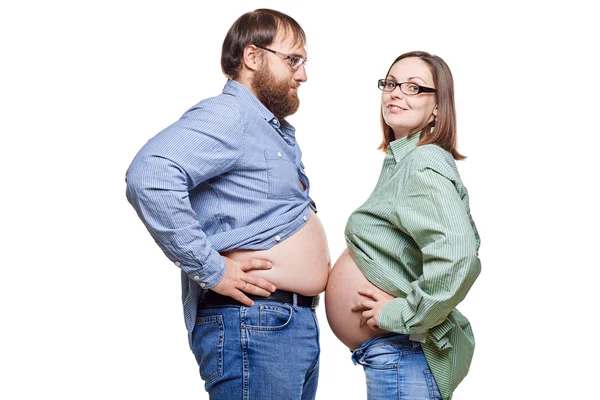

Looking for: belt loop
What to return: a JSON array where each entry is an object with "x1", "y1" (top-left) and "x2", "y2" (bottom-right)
[
  {"x1": 351, "y1": 348, "x2": 363, "y2": 365},
  {"x1": 311, "y1": 295, "x2": 320, "y2": 309},
  {"x1": 293, "y1": 292, "x2": 298, "y2": 307}
]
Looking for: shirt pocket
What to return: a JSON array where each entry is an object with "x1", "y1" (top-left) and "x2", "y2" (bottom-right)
[{"x1": 264, "y1": 150, "x2": 301, "y2": 199}]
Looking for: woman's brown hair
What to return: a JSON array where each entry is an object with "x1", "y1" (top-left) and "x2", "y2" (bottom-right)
[
  {"x1": 378, "y1": 51, "x2": 465, "y2": 160},
  {"x1": 221, "y1": 9, "x2": 306, "y2": 79}
]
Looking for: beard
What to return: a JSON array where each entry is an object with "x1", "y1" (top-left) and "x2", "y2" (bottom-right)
[{"x1": 252, "y1": 65, "x2": 299, "y2": 121}]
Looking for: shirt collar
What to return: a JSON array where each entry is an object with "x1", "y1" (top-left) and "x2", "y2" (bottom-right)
[
  {"x1": 388, "y1": 131, "x2": 421, "y2": 163},
  {"x1": 222, "y1": 79, "x2": 296, "y2": 139},
  {"x1": 222, "y1": 79, "x2": 276, "y2": 121}
]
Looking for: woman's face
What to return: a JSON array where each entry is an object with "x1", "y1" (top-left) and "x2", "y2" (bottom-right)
[{"x1": 381, "y1": 57, "x2": 437, "y2": 139}]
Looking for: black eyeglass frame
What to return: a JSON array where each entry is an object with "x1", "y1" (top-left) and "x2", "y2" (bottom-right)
[
  {"x1": 377, "y1": 79, "x2": 436, "y2": 95},
  {"x1": 255, "y1": 45, "x2": 307, "y2": 71}
]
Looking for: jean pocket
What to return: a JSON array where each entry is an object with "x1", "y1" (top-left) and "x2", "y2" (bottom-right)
[
  {"x1": 358, "y1": 344, "x2": 400, "y2": 370},
  {"x1": 264, "y1": 150, "x2": 300, "y2": 199},
  {"x1": 246, "y1": 304, "x2": 293, "y2": 331},
  {"x1": 192, "y1": 315, "x2": 224, "y2": 384},
  {"x1": 424, "y1": 369, "x2": 443, "y2": 399}
]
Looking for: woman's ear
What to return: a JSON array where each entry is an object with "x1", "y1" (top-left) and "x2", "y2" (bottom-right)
[{"x1": 433, "y1": 106, "x2": 438, "y2": 117}]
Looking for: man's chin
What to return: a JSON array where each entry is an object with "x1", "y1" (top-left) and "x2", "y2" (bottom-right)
[
  {"x1": 288, "y1": 92, "x2": 299, "y2": 103},
  {"x1": 287, "y1": 101, "x2": 299, "y2": 116}
]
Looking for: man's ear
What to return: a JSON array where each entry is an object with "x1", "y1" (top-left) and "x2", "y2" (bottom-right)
[{"x1": 242, "y1": 44, "x2": 261, "y2": 72}]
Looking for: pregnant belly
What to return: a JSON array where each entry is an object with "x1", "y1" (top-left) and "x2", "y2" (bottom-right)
[
  {"x1": 221, "y1": 209, "x2": 330, "y2": 296},
  {"x1": 325, "y1": 248, "x2": 395, "y2": 350}
]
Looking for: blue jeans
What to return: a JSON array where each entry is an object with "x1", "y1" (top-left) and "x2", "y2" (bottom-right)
[
  {"x1": 192, "y1": 295, "x2": 320, "y2": 399},
  {"x1": 351, "y1": 333, "x2": 442, "y2": 400}
]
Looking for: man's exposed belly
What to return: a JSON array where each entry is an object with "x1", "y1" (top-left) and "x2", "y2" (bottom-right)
[
  {"x1": 221, "y1": 209, "x2": 331, "y2": 296},
  {"x1": 325, "y1": 248, "x2": 396, "y2": 350}
]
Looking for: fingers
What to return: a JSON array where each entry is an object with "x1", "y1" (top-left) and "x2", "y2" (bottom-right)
[
  {"x1": 361, "y1": 309, "x2": 375, "y2": 320},
  {"x1": 366, "y1": 318, "x2": 379, "y2": 331},
  {"x1": 228, "y1": 289, "x2": 254, "y2": 307},
  {"x1": 359, "y1": 314, "x2": 379, "y2": 331},
  {"x1": 211, "y1": 280, "x2": 255, "y2": 306},
  {"x1": 243, "y1": 275, "x2": 276, "y2": 294},
  {"x1": 357, "y1": 289, "x2": 382, "y2": 301},
  {"x1": 239, "y1": 259, "x2": 273, "y2": 272},
  {"x1": 239, "y1": 281, "x2": 272, "y2": 297},
  {"x1": 351, "y1": 303, "x2": 364, "y2": 312},
  {"x1": 352, "y1": 296, "x2": 380, "y2": 331},
  {"x1": 360, "y1": 309, "x2": 379, "y2": 331},
  {"x1": 358, "y1": 316, "x2": 368, "y2": 328},
  {"x1": 351, "y1": 300, "x2": 375, "y2": 312}
]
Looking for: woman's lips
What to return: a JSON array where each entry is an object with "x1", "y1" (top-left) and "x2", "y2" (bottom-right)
[{"x1": 386, "y1": 104, "x2": 407, "y2": 113}]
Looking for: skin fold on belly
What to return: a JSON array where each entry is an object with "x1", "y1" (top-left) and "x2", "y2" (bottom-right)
[
  {"x1": 221, "y1": 209, "x2": 331, "y2": 296},
  {"x1": 325, "y1": 248, "x2": 396, "y2": 350}
]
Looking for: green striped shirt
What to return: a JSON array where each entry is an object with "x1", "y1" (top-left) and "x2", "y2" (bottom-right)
[{"x1": 345, "y1": 132, "x2": 481, "y2": 400}]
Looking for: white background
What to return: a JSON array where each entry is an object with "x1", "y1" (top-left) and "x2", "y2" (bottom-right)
[{"x1": 1, "y1": 1, "x2": 599, "y2": 399}]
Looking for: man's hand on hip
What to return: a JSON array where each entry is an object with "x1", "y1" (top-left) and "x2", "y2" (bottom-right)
[{"x1": 210, "y1": 256, "x2": 276, "y2": 306}]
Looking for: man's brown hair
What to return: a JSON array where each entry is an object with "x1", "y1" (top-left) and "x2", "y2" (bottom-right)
[{"x1": 221, "y1": 9, "x2": 306, "y2": 79}]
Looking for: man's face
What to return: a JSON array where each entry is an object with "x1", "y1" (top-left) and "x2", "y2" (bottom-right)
[{"x1": 252, "y1": 33, "x2": 307, "y2": 121}]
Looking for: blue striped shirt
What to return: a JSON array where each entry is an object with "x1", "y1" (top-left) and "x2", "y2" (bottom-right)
[{"x1": 126, "y1": 79, "x2": 316, "y2": 336}]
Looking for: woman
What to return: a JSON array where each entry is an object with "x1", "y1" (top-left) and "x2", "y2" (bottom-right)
[{"x1": 325, "y1": 51, "x2": 481, "y2": 400}]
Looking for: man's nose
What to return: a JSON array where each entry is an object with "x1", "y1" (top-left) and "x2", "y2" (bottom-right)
[{"x1": 294, "y1": 64, "x2": 307, "y2": 82}]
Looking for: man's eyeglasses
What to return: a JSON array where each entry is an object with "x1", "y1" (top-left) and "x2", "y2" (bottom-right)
[
  {"x1": 255, "y1": 45, "x2": 307, "y2": 71},
  {"x1": 377, "y1": 79, "x2": 436, "y2": 95}
]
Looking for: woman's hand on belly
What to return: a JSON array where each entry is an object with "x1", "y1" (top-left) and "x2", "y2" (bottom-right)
[{"x1": 351, "y1": 288, "x2": 394, "y2": 331}]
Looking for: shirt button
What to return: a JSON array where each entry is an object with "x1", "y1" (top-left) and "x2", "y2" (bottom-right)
[
  {"x1": 273, "y1": 118, "x2": 279, "y2": 125},
  {"x1": 200, "y1": 282, "x2": 206, "y2": 288},
  {"x1": 303, "y1": 215, "x2": 307, "y2": 221},
  {"x1": 277, "y1": 152, "x2": 282, "y2": 158},
  {"x1": 193, "y1": 276, "x2": 200, "y2": 281},
  {"x1": 174, "y1": 261, "x2": 181, "y2": 267},
  {"x1": 275, "y1": 235, "x2": 281, "y2": 242}
]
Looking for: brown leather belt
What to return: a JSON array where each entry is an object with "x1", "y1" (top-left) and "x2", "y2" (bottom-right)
[{"x1": 200, "y1": 289, "x2": 319, "y2": 309}]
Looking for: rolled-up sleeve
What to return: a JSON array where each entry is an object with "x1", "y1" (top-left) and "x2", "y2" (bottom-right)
[
  {"x1": 378, "y1": 166, "x2": 481, "y2": 334},
  {"x1": 125, "y1": 99, "x2": 245, "y2": 288}
]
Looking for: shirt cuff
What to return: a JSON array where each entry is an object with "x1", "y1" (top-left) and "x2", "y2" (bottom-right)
[
  {"x1": 378, "y1": 298, "x2": 410, "y2": 334},
  {"x1": 180, "y1": 250, "x2": 226, "y2": 289}
]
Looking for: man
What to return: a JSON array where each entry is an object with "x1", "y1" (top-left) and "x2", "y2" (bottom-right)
[{"x1": 126, "y1": 9, "x2": 330, "y2": 399}]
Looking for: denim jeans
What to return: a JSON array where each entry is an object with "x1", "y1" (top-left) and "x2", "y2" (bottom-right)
[
  {"x1": 192, "y1": 295, "x2": 320, "y2": 400},
  {"x1": 351, "y1": 333, "x2": 442, "y2": 400}
]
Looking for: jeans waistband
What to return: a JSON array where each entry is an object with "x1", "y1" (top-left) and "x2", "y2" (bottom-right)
[{"x1": 351, "y1": 333, "x2": 419, "y2": 365}]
